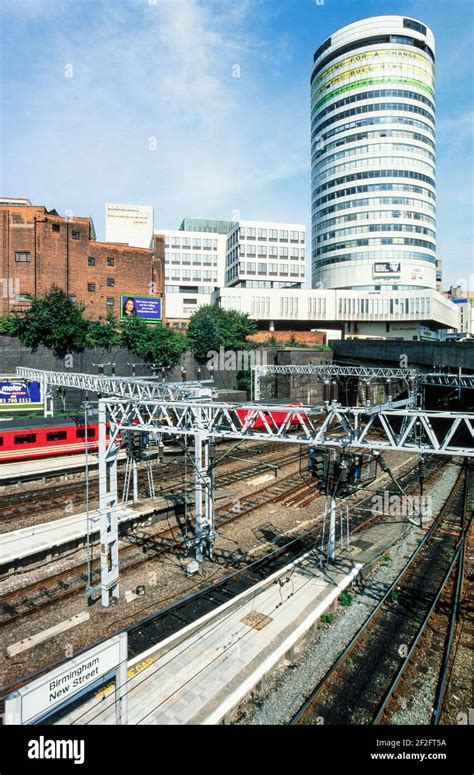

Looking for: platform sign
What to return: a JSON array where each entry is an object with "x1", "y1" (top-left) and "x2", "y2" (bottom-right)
[
  {"x1": 4, "y1": 633, "x2": 128, "y2": 725},
  {"x1": 0, "y1": 378, "x2": 42, "y2": 412},
  {"x1": 120, "y1": 294, "x2": 162, "y2": 323}
]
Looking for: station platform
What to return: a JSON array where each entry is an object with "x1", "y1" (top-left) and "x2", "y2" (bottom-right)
[
  {"x1": 0, "y1": 453, "x2": 102, "y2": 485},
  {"x1": 55, "y1": 519, "x2": 412, "y2": 726},
  {"x1": 0, "y1": 496, "x2": 182, "y2": 575},
  {"x1": 0, "y1": 447, "x2": 183, "y2": 486}
]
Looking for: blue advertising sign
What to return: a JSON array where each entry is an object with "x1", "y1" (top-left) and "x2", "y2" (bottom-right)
[
  {"x1": 120, "y1": 295, "x2": 162, "y2": 323},
  {"x1": 0, "y1": 380, "x2": 41, "y2": 405}
]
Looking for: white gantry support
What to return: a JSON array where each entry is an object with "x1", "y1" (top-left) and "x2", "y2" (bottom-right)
[
  {"x1": 16, "y1": 367, "x2": 215, "y2": 402},
  {"x1": 96, "y1": 396, "x2": 474, "y2": 606},
  {"x1": 94, "y1": 401, "x2": 120, "y2": 607}
]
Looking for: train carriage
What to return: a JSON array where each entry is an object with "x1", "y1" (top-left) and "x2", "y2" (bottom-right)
[{"x1": 0, "y1": 416, "x2": 103, "y2": 463}]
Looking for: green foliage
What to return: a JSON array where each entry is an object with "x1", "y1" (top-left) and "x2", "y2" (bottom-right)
[
  {"x1": 119, "y1": 317, "x2": 187, "y2": 368},
  {"x1": 390, "y1": 590, "x2": 399, "y2": 603},
  {"x1": 345, "y1": 657, "x2": 354, "y2": 667},
  {"x1": 0, "y1": 315, "x2": 18, "y2": 335},
  {"x1": 338, "y1": 591, "x2": 353, "y2": 607},
  {"x1": 84, "y1": 312, "x2": 120, "y2": 349},
  {"x1": 236, "y1": 369, "x2": 252, "y2": 398},
  {"x1": 11, "y1": 287, "x2": 90, "y2": 355},
  {"x1": 321, "y1": 613, "x2": 335, "y2": 625},
  {"x1": 187, "y1": 305, "x2": 257, "y2": 361}
]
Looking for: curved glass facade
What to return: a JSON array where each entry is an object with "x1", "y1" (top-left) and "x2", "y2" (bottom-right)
[{"x1": 311, "y1": 16, "x2": 436, "y2": 290}]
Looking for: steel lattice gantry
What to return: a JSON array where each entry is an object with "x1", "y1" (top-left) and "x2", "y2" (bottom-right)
[
  {"x1": 252, "y1": 363, "x2": 474, "y2": 401},
  {"x1": 252, "y1": 363, "x2": 418, "y2": 400},
  {"x1": 96, "y1": 396, "x2": 474, "y2": 607},
  {"x1": 16, "y1": 366, "x2": 215, "y2": 413}
]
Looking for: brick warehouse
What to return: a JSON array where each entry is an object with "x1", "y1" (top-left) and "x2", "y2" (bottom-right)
[{"x1": 0, "y1": 199, "x2": 165, "y2": 320}]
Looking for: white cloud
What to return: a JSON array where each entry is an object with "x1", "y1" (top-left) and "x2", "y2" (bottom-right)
[{"x1": 2, "y1": 0, "x2": 309, "y2": 237}]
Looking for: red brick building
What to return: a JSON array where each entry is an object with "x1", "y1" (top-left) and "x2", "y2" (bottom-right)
[{"x1": 0, "y1": 199, "x2": 165, "y2": 320}]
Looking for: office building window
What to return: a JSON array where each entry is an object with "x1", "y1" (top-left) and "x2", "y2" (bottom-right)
[
  {"x1": 279, "y1": 230, "x2": 288, "y2": 241},
  {"x1": 106, "y1": 298, "x2": 114, "y2": 306},
  {"x1": 107, "y1": 257, "x2": 114, "y2": 266},
  {"x1": 52, "y1": 223, "x2": 60, "y2": 232},
  {"x1": 193, "y1": 238, "x2": 201, "y2": 249},
  {"x1": 71, "y1": 231, "x2": 80, "y2": 239},
  {"x1": 247, "y1": 228, "x2": 256, "y2": 239},
  {"x1": 258, "y1": 228, "x2": 267, "y2": 239},
  {"x1": 15, "y1": 251, "x2": 31, "y2": 262},
  {"x1": 269, "y1": 229, "x2": 278, "y2": 240},
  {"x1": 107, "y1": 278, "x2": 114, "y2": 287},
  {"x1": 88, "y1": 283, "x2": 96, "y2": 292},
  {"x1": 88, "y1": 257, "x2": 96, "y2": 266}
]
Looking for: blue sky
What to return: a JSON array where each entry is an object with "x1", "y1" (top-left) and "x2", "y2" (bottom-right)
[{"x1": 1, "y1": 0, "x2": 473, "y2": 287}]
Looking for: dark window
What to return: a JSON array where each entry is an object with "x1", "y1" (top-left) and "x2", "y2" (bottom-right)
[
  {"x1": 46, "y1": 431, "x2": 67, "y2": 441},
  {"x1": 313, "y1": 36, "x2": 331, "y2": 62},
  {"x1": 107, "y1": 258, "x2": 115, "y2": 266},
  {"x1": 87, "y1": 283, "x2": 96, "y2": 292},
  {"x1": 107, "y1": 278, "x2": 114, "y2": 287},
  {"x1": 76, "y1": 427, "x2": 96, "y2": 439},
  {"x1": 15, "y1": 251, "x2": 31, "y2": 262},
  {"x1": 0, "y1": 437, "x2": 3, "y2": 446},
  {"x1": 14, "y1": 433, "x2": 36, "y2": 444},
  {"x1": 52, "y1": 223, "x2": 60, "y2": 232},
  {"x1": 88, "y1": 257, "x2": 96, "y2": 266},
  {"x1": 404, "y1": 18, "x2": 426, "y2": 35},
  {"x1": 106, "y1": 298, "x2": 114, "y2": 306},
  {"x1": 72, "y1": 230, "x2": 80, "y2": 240}
]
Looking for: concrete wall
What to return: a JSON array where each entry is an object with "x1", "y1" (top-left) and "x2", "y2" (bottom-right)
[
  {"x1": 0, "y1": 336, "x2": 333, "y2": 409},
  {"x1": 333, "y1": 340, "x2": 474, "y2": 370}
]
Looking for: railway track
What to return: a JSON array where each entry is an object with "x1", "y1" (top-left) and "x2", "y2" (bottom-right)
[
  {"x1": 0, "y1": 441, "x2": 298, "y2": 525},
  {"x1": 0, "y1": 454, "x2": 446, "y2": 629},
  {"x1": 0, "y1": 454, "x2": 455, "y2": 705},
  {"x1": 290, "y1": 461, "x2": 471, "y2": 726}
]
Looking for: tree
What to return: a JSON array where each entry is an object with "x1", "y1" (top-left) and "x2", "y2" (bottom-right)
[
  {"x1": 85, "y1": 311, "x2": 120, "y2": 348},
  {"x1": 119, "y1": 318, "x2": 187, "y2": 368},
  {"x1": 186, "y1": 310, "x2": 221, "y2": 361},
  {"x1": 187, "y1": 305, "x2": 257, "y2": 360},
  {"x1": 11, "y1": 287, "x2": 90, "y2": 355}
]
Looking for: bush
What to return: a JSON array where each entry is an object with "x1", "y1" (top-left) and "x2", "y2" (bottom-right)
[
  {"x1": 338, "y1": 591, "x2": 353, "y2": 607},
  {"x1": 321, "y1": 613, "x2": 335, "y2": 624}
]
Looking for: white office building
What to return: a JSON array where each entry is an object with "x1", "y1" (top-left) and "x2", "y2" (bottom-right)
[
  {"x1": 159, "y1": 228, "x2": 227, "y2": 325},
  {"x1": 213, "y1": 286, "x2": 458, "y2": 341},
  {"x1": 105, "y1": 203, "x2": 154, "y2": 248},
  {"x1": 225, "y1": 220, "x2": 306, "y2": 289},
  {"x1": 311, "y1": 16, "x2": 437, "y2": 291}
]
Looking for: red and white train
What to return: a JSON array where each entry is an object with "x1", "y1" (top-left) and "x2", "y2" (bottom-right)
[
  {"x1": 0, "y1": 402, "x2": 307, "y2": 464},
  {"x1": 0, "y1": 416, "x2": 104, "y2": 463}
]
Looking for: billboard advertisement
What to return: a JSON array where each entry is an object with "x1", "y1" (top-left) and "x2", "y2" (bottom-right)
[
  {"x1": 120, "y1": 295, "x2": 163, "y2": 323},
  {"x1": 0, "y1": 379, "x2": 42, "y2": 408},
  {"x1": 373, "y1": 262, "x2": 401, "y2": 275}
]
